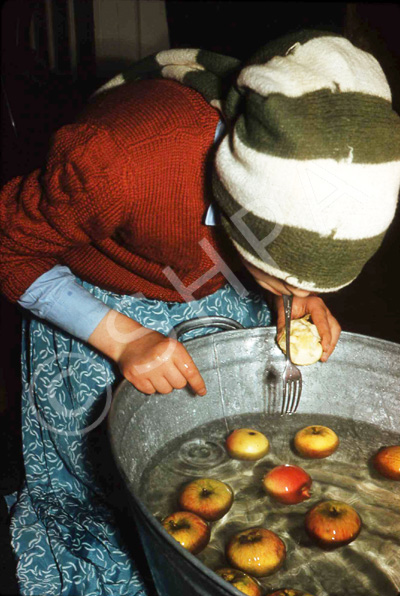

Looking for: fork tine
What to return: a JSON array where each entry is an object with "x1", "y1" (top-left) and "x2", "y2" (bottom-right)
[
  {"x1": 285, "y1": 381, "x2": 293, "y2": 415},
  {"x1": 291, "y1": 379, "x2": 302, "y2": 414},
  {"x1": 289, "y1": 380, "x2": 297, "y2": 414},
  {"x1": 281, "y1": 381, "x2": 287, "y2": 415},
  {"x1": 285, "y1": 380, "x2": 294, "y2": 415},
  {"x1": 288, "y1": 380, "x2": 298, "y2": 414},
  {"x1": 282, "y1": 379, "x2": 291, "y2": 415}
]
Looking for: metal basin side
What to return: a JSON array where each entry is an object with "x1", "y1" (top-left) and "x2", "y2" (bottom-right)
[{"x1": 108, "y1": 328, "x2": 400, "y2": 596}]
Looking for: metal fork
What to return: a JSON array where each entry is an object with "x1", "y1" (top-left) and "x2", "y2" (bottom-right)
[{"x1": 281, "y1": 294, "x2": 303, "y2": 415}]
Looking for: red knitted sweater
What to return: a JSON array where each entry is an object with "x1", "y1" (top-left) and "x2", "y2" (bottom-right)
[{"x1": 0, "y1": 79, "x2": 239, "y2": 303}]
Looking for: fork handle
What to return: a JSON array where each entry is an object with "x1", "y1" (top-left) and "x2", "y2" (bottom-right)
[{"x1": 283, "y1": 294, "x2": 293, "y2": 361}]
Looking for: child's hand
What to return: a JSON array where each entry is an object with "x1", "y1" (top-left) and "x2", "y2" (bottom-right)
[
  {"x1": 275, "y1": 295, "x2": 341, "y2": 362},
  {"x1": 89, "y1": 310, "x2": 207, "y2": 395},
  {"x1": 116, "y1": 329, "x2": 207, "y2": 395}
]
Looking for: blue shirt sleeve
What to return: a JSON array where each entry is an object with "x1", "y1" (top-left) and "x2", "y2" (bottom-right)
[{"x1": 18, "y1": 265, "x2": 111, "y2": 342}]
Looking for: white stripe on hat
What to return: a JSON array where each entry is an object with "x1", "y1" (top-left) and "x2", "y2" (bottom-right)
[
  {"x1": 156, "y1": 48, "x2": 201, "y2": 67},
  {"x1": 216, "y1": 133, "x2": 400, "y2": 240},
  {"x1": 160, "y1": 64, "x2": 204, "y2": 83},
  {"x1": 238, "y1": 36, "x2": 391, "y2": 101}
]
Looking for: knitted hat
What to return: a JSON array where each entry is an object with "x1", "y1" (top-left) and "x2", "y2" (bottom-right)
[
  {"x1": 212, "y1": 30, "x2": 400, "y2": 292},
  {"x1": 95, "y1": 30, "x2": 400, "y2": 292}
]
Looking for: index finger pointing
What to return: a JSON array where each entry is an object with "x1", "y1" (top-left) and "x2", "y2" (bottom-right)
[{"x1": 175, "y1": 356, "x2": 207, "y2": 396}]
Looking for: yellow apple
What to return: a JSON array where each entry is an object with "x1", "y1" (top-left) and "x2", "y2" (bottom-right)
[
  {"x1": 226, "y1": 428, "x2": 269, "y2": 461},
  {"x1": 294, "y1": 425, "x2": 339, "y2": 459},
  {"x1": 178, "y1": 478, "x2": 234, "y2": 521},
  {"x1": 305, "y1": 500, "x2": 362, "y2": 548},
  {"x1": 161, "y1": 511, "x2": 210, "y2": 554},
  {"x1": 277, "y1": 315, "x2": 323, "y2": 365},
  {"x1": 373, "y1": 445, "x2": 400, "y2": 480},
  {"x1": 226, "y1": 527, "x2": 286, "y2": 577},
  {"x1": 215, "y1": 568, "x2": 262, "y2": 596}
]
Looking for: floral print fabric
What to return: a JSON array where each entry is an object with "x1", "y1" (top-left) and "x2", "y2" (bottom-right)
[{"x1": 10, "y1": 282, "x2": 271, "y2": 595}]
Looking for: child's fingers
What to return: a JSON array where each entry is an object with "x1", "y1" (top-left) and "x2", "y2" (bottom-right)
[
  {"x1": 320, "y1": 312, "x2": 341, "y2": 361},
  {"x1": 175, "y1": 355, "x2": 207, "y2": 396},
  {"x1": 132, "y1": 377, "x2": 156, "y2": 395},
  {"x1": 164, "y1": 367, "x2": 189, "y2": 391},
  {"x1": 300, "y1": 298, "x2": 334, "y2": 359},
  {"x1": 309, "y1": 306, "x2": 332, "y2": 354},
  {"x1": 275, "y1": 296, "x2": 341, "y2": 362},
  {"x1": 152, "y1": 376, "x2": 174, "y2": 394},
  {"x1": 312, "y1": 308, "x2": 341, "y2": 361}
]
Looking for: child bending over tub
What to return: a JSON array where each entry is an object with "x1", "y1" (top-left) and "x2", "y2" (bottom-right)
[{"x1": 1, "y1": 30, "x2": 399, "y2": 596}]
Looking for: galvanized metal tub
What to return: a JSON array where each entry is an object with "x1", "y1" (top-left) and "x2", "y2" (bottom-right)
[{"x1": 108, "y1": 318, "x2": 400, "y2": 596}]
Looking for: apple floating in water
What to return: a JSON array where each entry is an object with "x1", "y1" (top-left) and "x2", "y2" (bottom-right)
[
  {"x1": 226, "y1": 527, "x2": 286, "y2": 577},
  {"x1": 294, "y1": 425, "x2": 339, "y2": 459},
  {"x1": 161, "y1": 511, "x2": 210, "y2": 554},
  {"x1": 266, "y1": 590, "x2": 314, "y2": 596},
  {"x1": 225, "y1": 428, "x2": 269, "y2": 461},
  {"x1": 262, "y1": 464, "x2": 312, "y2": 504},
  {"x1": 305, "y1": 500, "x2": 362, "y2": 548},
  {"x1": 215, "y1": 568, "x2": 262, "y2": 596},
  {"x1": 178, "y1": 477, "x2": 234, "y2": 521},
  {"x1": 373, "y1": 445, "x2": 400, "y2": 480}
]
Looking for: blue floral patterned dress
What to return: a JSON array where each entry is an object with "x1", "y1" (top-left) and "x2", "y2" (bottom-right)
[{"x1": 9, "y1": 281, "x2": 271, "y2": 596}]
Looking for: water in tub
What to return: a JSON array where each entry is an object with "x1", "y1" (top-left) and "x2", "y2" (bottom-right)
[{"x1": 139, "y1": 412, "x2": 400, "y2": 596}]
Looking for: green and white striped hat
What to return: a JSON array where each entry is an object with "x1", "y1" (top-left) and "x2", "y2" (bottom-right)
[
  {"x1": 212, "y1": 31, "x2": 400, "y2": 292},
  {"x1": 96, "y1": 30, "x2": 400, "y2": 292}
]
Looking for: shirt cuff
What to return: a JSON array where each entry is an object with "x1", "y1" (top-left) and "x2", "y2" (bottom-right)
[{"x1": 18, "y1": 266, "x2": 111, "y2": 342}]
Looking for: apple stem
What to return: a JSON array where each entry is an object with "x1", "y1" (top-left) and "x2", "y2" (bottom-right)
[
  {"x1": 169, "y1": 520, "x2": 190, "y2": 530},
  {"x1": 239, "y1": 532, "x2": 261, "y2": 545}
]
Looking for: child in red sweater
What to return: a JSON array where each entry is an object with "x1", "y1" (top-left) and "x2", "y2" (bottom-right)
[
  {"x1": 1, "y1": 31, "x2": 399, "y2": 596},
  {"x1": 1, "y1": 77, "x2": 341, "y2": 397}
]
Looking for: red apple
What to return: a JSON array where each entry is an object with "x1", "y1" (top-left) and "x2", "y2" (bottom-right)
[
  {"x1": 226, "y1": 527, "x2": 286, "y2": 577},
  {"x1": 215, "y1": 568, "x2": 262, "y2": 596},
  {"x1": 266, "y1": 590, "x2": 314, "y2": 596},
  {"x1": 305, "y1": 500, "x2": 362, "y2": 548},
  {"x1": 294, "y1": 425, "x2": 339, "y2": 459},
  {"x1": 226, "y1": 428, "x2": 269, "y2": 461},
  {"x1": 178, "y1": 478, "x2": 234, "y2": 521},
  {"x1": 161, "y1": 511, "x2": 210, "y2": 554},
  {"x1": 373, "y1": 445, "x2": 400, "y2": 480},
  {"x1": 262, "y1": 464, "x2": 312, "y2": 504}
]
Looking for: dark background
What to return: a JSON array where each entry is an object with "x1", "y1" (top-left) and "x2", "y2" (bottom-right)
[{"x1": 1, "y1": 2, "x2": 399, "y2": 594}]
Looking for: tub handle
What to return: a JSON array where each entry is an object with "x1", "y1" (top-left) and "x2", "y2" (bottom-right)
[{"x1": 172, "y1": 316, "x2": 244, "y2": 340}]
